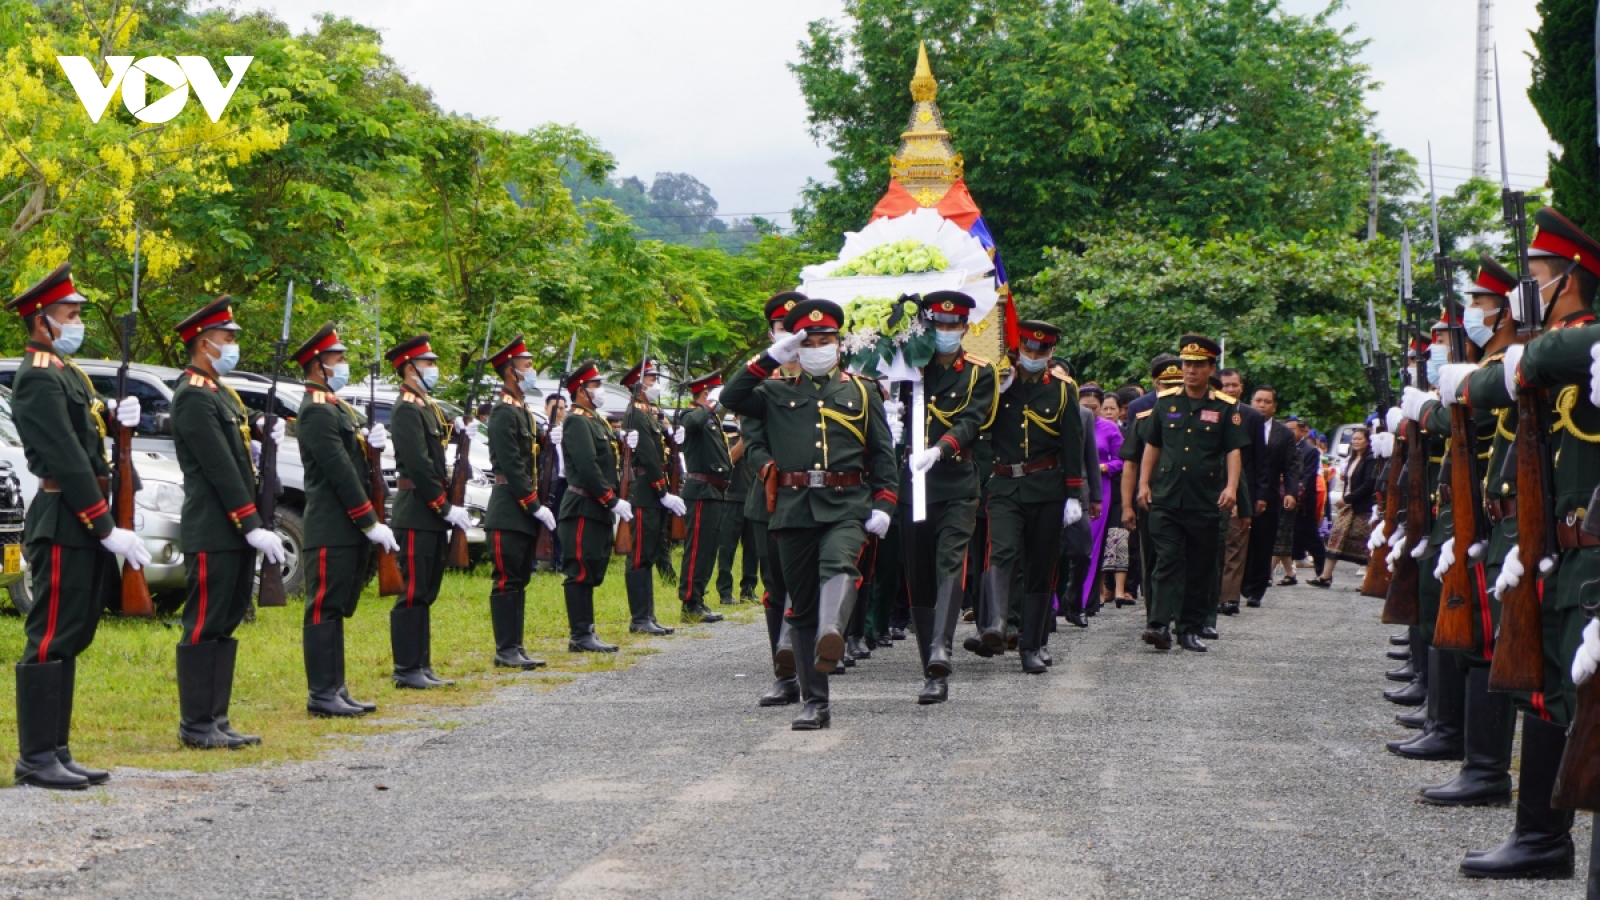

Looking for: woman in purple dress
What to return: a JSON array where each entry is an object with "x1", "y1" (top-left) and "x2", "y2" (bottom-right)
[{"x1": 1075, "y1": 387, "x2": 1124, "y2": 614}]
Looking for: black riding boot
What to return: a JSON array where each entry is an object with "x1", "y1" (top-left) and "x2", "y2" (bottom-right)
[
  {"x1": 1018, "y1": 593, "x2": 1049, "y2": 674},
  {"x1": 926, "y1": 579, "x2": 960, "y2": 678},
  {"x1": 417, "y1": 606, "x2": 453, "y2": 686},
  {"x1": 14, "y1": 661, "x2": 88, "y2": 790},
  {"x1": 1460, "y1": 713, "x2": 1576, "y2": 880},
  {"x1": 790, "y1": 626, "x2": 830, "y2": 730},
  {"x1": 391, "y1": 606, "x2": 433, "y2": 688},
  {"x1": 210, "y1": 638, "x2": 259, "y2": 746},
  {"x1": 980, "y1": 566, "x2": 1010, "y2": 654},
  {"x1": 912, "y1": 607, "x2": 947, "y2": 704},
  {"x1": 846, "y1": 580, "x2": 870, "y2": 660},
  {"x1": 55, "y1": 658, "x2": 107, "y2": 785},
  {"x1": 332, "y1": 618, "x2": 376, "y2": 712},
  {"x1": 1389, "y1": 648, "x2": 1465, "y2": 760},
  {"x1": 625, "y1": 568, "x2": 672, "y2": 635},
  {"x1": 565, "y1": 584, "x2": 618, "y2": 652},
  {"x1": 1384, "y1": 626, "x2": 1429, "y2": 706},
  {"x1": 760, "y1": 599, "x2": 799, "y2": 705},
  {"x1": 490, "y1": 592, "x2": 544, "y2": 669},
  {"x1": 306, "y1": 621, "x2": 365, "y2": 717},
  {"x1": 176, "y1": 642, "x2": 234, "y2": 749},
  {"x1": 814, "y1": 574, "x2": 856, "y2": 674},
  {"x1": 1420, "y1": 665, "x2": 1513, "y2": 805}
]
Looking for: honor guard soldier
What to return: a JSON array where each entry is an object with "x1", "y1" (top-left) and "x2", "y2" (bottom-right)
[
  {"x1": 9, "y1": 264, "x2": 150, "y2": 789},
  {"x1": 892, "y1": 291, "x2": 998, "y2": 705},
  {"x1": 1134, "y1": 335, "x2": 1247, "y2": 652},
  {"x1": 722, "y1": 298, "x2": 898, "y2": 730},
  {"x1": 674, "y1": 372, "x2": 732, "y2": 615},
  {"x1": 749, "y1": 291, "x2": 805, "y2": 708},
  {"x1": 714, "y1": 413, "x2": 760, "y2": 606},
  {"x1": 984, "y1": 322, "x2": 1085, "y2": 675},
  {"x1": 558, "y1": 361, "x2": 629, "y2": 652},
  {"x1": 1480, "y1": 208, "x2": 1600, "y2": 881},
  {"x1": 385, "y1": 335, "x2": 471, "y2": 688},
  {"x1": 168, "y1": 296, "x2": 286, "y2": 748},
  {"x1": 619, "y1": 359, "x2": 690, "y2": 632},
  {"x1": 1118, "y1": 354, "x2": 1184, "y2": 611},
  {"x1": 293, "y1": 324, "x2": 398, "y2": 717},
  {"x1": 483, "y1": 335, "x2": 559, "y2": 669}
]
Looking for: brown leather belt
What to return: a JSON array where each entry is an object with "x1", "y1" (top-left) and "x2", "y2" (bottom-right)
[
  {"x1": 41, "y1": 477, "x2": 110, "y2": 494},
  {"x1": 1486, "y1": 496, "x2": 1517, "y2": 525},
  {"x1": 776, "y1": 470, "x2": 863, "y2": 489},
  {"x1": 685, "y1": 472, "x2": 730, "y2": 490},
  {"x1": 396, "y1": 478, "x2": 432, "y2": 492},
  {"x1": 493, "y1": 474, "x2": 517, "y2": 485},
  {"x1": 1557, "y1": 512, "x2": 1600, "y2": 550},
  {"x1": 993, "y1": 456, "x2": 1060, "y2": 478}
]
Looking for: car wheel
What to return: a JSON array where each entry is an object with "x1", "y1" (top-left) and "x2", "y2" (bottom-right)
[
  {"x1": 269, "y1": 507, "x2": 306, "y2": 597},
  {"x1": 6, "y1": 577, "x2": 32, "y2": 616}
]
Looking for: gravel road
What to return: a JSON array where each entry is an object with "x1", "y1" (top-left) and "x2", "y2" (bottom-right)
[{"x1": 0, "y1": 580, "x2": 1591, "y2": 899}]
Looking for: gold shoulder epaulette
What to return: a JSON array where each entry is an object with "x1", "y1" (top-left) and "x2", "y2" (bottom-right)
[
  {"x1": 1210, "y1": 390, "x2": 1237, "y2": 404},
  {"x1": 963, "y1": 352, "x2": 990, "y2": 367},
  {"x1": 1157, "y1": 387, "x2": 1182, "y2": 398},
  {"x1": 1135, "y1": 409, "x2": 1153, "y2": 420}
]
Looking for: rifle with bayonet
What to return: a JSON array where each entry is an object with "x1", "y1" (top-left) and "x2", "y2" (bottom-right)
[
  {"x1": 446, "y1": 300, "x2": 497, "y2": 570},
  {"x1": 1382, "y1": 232, "x2": 1428, "y2": 626},
  {"x1": 667, "y1": 340, "x2": 690, "y2": 542},
  {"x1": 256, "y1": 282, "x2": 293, "y2": 608},
  {"x1": 1358, "y1": 299, "x2": 1398, "y2": 600},
  {"x1": 614, "y1": 336, "x2": 649, "y2": 557},
  {"x1": 369, "y1": 299, "x2": 402, "y2": 596},
  {"x1": 114, "y1": 227, "x2": 153, "y2": 617},
  {"x1": 534, "y1": 331, "x2": 576, "y2": 564}
]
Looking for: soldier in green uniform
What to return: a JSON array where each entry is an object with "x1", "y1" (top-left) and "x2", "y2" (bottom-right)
[
  {"x1": 557, "y1": 361, "x2": 628, "y2": 652},
  {"x1": 714, "y1": 416, "x2": 759, "y2": 606},
  {"x1": 8, "y1": 264, "x2": 150, "y2": 789},
  {"x1": 293, "y1": 324, "x2": 398, "y2": 718},
  {"x1": 385, "y1": 335, "x2": 472, "y2": 688},
  {"x1": 1135, "y1": 335, "x2": 1247, "y2": 652},
  {"x1": 1471, "y1": 208, "x2": 1600, "y2": 881},
  {"x1": 748, "y1": 292, "x2": 804, "y2": 707},
  {"x1": 722, "y1": 298, "x2": 897, "y2": 729},
  {"x1": 892, "y1": 291, "x2": 998, "y2": 705},
  {"x1": 984, "y1": 321, "x2": 1085, "y2": 675},
  {"x1": 483, "y1": 335, "x2": 559, "y2": 670},
  {"x1": 674, "y1": 373, "x2": 732, "y2": 615},
  {"x1": 169, "y1": 297, "x2": 286, "y2": 749},
  {"x1": 1119, "y1": 355, "x2": 1184, "y2": 619},
  {"x1": 619, "y1": 360, "x2": 694, "y2": 631}
]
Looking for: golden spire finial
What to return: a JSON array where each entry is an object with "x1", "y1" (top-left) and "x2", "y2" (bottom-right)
[
  {"x1": 891, "y1": 41, "x2": 962, "y2": 206},
  {"x1": 910, "y1": 42, "x2": 937, "y2": 102}
]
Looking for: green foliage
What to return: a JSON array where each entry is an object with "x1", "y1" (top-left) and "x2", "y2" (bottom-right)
[
  {"x1": 568, "y1": 170, "x2": 764, "y2": 253},
  {"x1": 1530, "y1": 0, "x2": 1599, "y2": 232}
]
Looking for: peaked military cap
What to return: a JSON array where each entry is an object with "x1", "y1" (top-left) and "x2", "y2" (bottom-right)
[
  {"x1": 921, "y1": 291, "x2": 976, "y2": 324},
  {"x1": 386, "y1": 334, "x2": 437, "y2": 370},
  {"x1": 1016, "y1": 319, "x2": 1061, "y2": 351},
  {"x1": 1149, "y1": 353, "x2": 1182, "y2": 384},
  {"x1": 1529, "y1": 207, "x2": 1600, "y2": 278},
  {"x1": 619, "y1": 358, "x2": 661, "y2": 388},
  {"x1": 1464, "y1": 254, "x2": 1516, "y2": 297},
  {"x1": 783, "y1": 298, "x2": 845, "y2": 334},
  {"x1": 1177, "y1": 333, "x2": 1221, "y2": 362},
  {"x1": 686, "y1": 372, "x2": 722, "y2": 394},
  {"x1": 8, "y1": 263, "x2": 87, "y2": 318},
  {"x1": 293, "y1": 322, "x2": 346, "y2": 366},
  {"x1": 765, "y1": 291, "x2": 807, "y2": 323},
  {"x1": 563, "y1": 360, "x2": 602, "y2": 396},
  {"x1": 490, "y1": 334, "x2": 533, "y2": 371},
  {"x1": 175, "y1": 295, "x2": 241, "y2": 342}
]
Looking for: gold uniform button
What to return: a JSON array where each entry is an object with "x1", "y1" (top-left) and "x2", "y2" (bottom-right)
[
  {"x1": 817, "y1": 401, "x2": 824, "y2": 408},
  {"x1": 815, "y1": 442, "x2": 822, "y2": 448}
]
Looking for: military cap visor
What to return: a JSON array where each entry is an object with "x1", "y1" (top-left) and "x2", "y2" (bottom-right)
[
  {"x1": 386, "y1": 334, "x2": 438, "y2": 370},
  {"x1": 1177, "y1": 334, "x2": 1221, "y2": 362},
  {"x1": 1464, "y1": 254, "x2": 1516, "y2": 297},
  {"x1": 619, "y1": 359, "x2": 661, "y2": 388},
  {"x1": 687, "y1": 373, "x2": 723, "y2": 394},
  {"x1": 490, "y1": 334, "x2": 534, "y2": 370},
  {"x1": 8, "y1": 263, "x2": 88, "y2": 318},
  {"x1": 563, "y1": 361, "x2": 602, "y2": 395},
  {"x1": 1016, "y1": 320, "x2": 1060, "y2": 351},
  {"x1": 765, "y1": 291, "x2": 807, "y2": 322},
  {"x1": 1529, "y1": 207, "x2": 1600, "y2": 278},
  {"x1": 783, "y1": 298, "x2": 844, "y2": 334},
  {"x1": 921, "y1": 291, "x2": 975, "y2": 325},
  {"x1": 293, "y1": 323, "x2": 346, "y2": 366},
  {"x1": 175, "y1": 296, "x2": 241, "y2": 343}
]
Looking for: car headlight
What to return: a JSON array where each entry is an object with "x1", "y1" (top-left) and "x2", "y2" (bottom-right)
[{"x1": 136, "y1": 481, "x2": 184, "y2": 515}]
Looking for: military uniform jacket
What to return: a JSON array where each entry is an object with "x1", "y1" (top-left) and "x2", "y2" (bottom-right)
[
  {"x1": 1119, "y1": 390, "x2": 1162, "y2": 467},
  {"x1": 729, "y1": 429, "x2": 756, "y2": 500},
  {"x1": 390, "y1": 383, "x2": 453, "y2": 532},
  {"x1": 679, "y1": 404, "x2": 732, "y2": 502},
  {"x1": 722, "y1": 355, "x2": 897, "y2": 531},
  {"x1": 740, "y1": 414, "x2": 772, "y2": 525},
  {"x1": 14, "y1": 343, "x2": 114, "y2": 547},
  {"x1": 899, "y1": 353, "x2": 998, "y2": 504},
  {"x1": 559, "y1": 406, "x2": 621, "y2": 523},
  {"x1": 1144, "y1": 387, "x2": 1250, "y2": 511},
  {"x1": 986, "y1": 370, "x2": 1085, "y2": 504},
  {"x1": 621, "y1": 403, "x2": 669, "y2": 508},
  {"x1": 297, "y1": 382, "x2": 379, "y2": 549},
  {"x1": 1516, "y1": 312, "x2": 1600, "y2": 531},
  {"x1": 485, "y1": 391, "x2": 543, "y2": 535},
  {"x1": 172, "y1": 366, "x2": 262, "y2": 552},
  {"x1": 1459, "y1": 352, "x2": 1516, "y2": 502}
]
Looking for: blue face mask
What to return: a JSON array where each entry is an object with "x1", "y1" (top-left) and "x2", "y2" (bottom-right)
[
  {"x1": 935, "y1": 329, "x2": 964, "y2": 354},
  {"x1": 1426, "y1": 342, "x2": 1448, "y2": 384},
  {"x1": 51, "y1": 321, "x2": 84, "y2": 355},
  {"x1": 326, "y1": 362, "x2": 350, "y2": 392},
  {"x1": 519, "y1": 368, "x2": 539, "y2": 392},
  {"x1": 1463, "y1": 307, "x2": 1494, "y2": 347},
  {"x1": 1017, "y1": 354, "x2": 1047, "y2": 373},
  {"x1": 208, "y1": 339, "x2": 240, "y2": 376},
  {"x1": 421, "y1": 366, "x2": 439, "y2": 392}
]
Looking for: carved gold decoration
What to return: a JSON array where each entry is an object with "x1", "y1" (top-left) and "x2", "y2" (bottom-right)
[{"x1": 891, "y1": 42, "x2": 962, "y2": 207}]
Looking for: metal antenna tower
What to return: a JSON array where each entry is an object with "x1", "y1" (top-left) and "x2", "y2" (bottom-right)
[{"x1": 1472, "y1": 0, "x2": 1495, "y2": 178}]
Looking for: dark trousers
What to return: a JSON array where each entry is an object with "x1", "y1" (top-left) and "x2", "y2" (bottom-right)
[
  {"x1": 900, "y1": 496, "x2": 978, "y2": 609},
  {"x1": 715, "y1": 500, "x2": 758, "y2": 600},
  {"x1": 21, "y1": 542, "x2": 115, "y2": 664},
  {"x1": 548, "y1": 478, "x2": 568, "y2": 568},
  {"x1": 490, "y1": 529, "x2": 534, "y2": 595},
  {"x1": 961, "y1": 514, "x2": 987, "y2": 612},
  {"x1": 1147, "y1": 507, "x2": 1222, "y2": 634},
  {"x1": 1241, "y1": 501, "x2": 1280, "y2": 601},
  {"x1": 1293, "y1": 505, "x2": 1327, "y2": 570},
  {"x1": 304, "y1": 544, "x2": 366, "y2": 625},
  {"x1": 181, "y1": 548, "x2": 256, "y2": 645},
  {"x1": 559, "y1": 514, "x2": 614, "y2": 587},
  {"x1": 866, "y1": 519, "x2": 903, "y2": 638},
  {"x1": 395, "y1": 528, "x2": 447, "y2": 608},
  {"x1": 772, "y1": 520, "x2": 867, "y2": 628},
  {"x1": 678, "y1": 498, "x2": 724, "y2": 608},
  {"x1": 626, "y1": 505, "x2": 671, "y2": 572},
  {"x1": 987, "y1": 493, "x2": 1063, "y2": 595}
]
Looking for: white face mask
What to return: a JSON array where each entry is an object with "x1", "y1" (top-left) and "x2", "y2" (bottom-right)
[
  {"x1": 1426, "y1": 342, "x2": 1448, "y2": 383},
  {"x1": 420, "y1": 365, "x2": 439, "y2": 392},
  {"x1": 206, "y1": 338, "x2": 240, "y2": 376},
  {"x1": 644, "y1": 383, "x2": 662, "y2": 402},
  {"x1": 798, "y1": 345, "x2": 839, "y2": 376},
  {"x1": 50, "y1": 319, "x2": 84, "y2": 355},
  {"x1": 518, "y1": 367, "x2": 539, "y2": 392},
  {"x1": 934, "y1": 329, "x2": 964, "y2": 354},
  {"x1": 326, "y1": 362, "x2": 350, "y2": 391},
  {"x1": 1017, "y1": 353, "x2": 1047, "y2": 373},
  {"x1": 1463, "y1": 307, "x2": 1495, "y2": 347}
]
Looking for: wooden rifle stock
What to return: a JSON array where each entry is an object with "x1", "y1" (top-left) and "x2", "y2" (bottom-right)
[
  {"x1": 614, "y1": 439, "x2": 635, "y2": 556},
  {"x1": 255, "y1": 422, "x2": 286, "y2": 607},
  {"x1": 1552, "y1": 668, "x2": 1600, "y2": 811},
  {"x1": 667, "y1": 413, "x2": 686, "y2": 541},
  {"x1": 446, "y1": 426, "x2": 472, "y2": 569},
  {"x1": 367, "y1": 440, "x2": 402, "y2": 596},
  {"x1": 1489, "y1": 388, "x2": 1549, "y2": 692},
  {"x1": 112, "y1": 421, "x2": 152, "y2": 616},
  {"x1": 1434, "y1": 404, "x2": 1482, "y2": 650},
  {"x1": 1359, "y1": 450, "x2": 1403, "y2": 599},
  {"x1": 533, "y1": 428, "x2": 556, "y2": 562},
  {"x1": 1381, "y1": 419, "x2": 1426, "y2": 625}
]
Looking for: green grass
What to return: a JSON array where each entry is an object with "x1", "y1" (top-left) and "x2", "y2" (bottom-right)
[{"x1": 0, "y1": 561, "x2": 760, "y2": 782}]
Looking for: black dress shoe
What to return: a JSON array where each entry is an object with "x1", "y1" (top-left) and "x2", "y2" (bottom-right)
[
  {"x1": 791, "y1": 700, "x2": 831, "y2": 730},
  {"x1": 1178, "y1": 632, "x2": 1208, "y2": 652},
  {"x1": 569, "y1": 629, "x2": 619, "y2": 653},
  {"x1": 55, "y1": 753, "x2": 108, "y2": 786},
  {"x1": 421, "y1": 668, "x2": 454, "y2": 687},
  {"x1": 630, "y1": 618, "x2": 673, "y2": 635},
  {"x1": 1219, "y1": 601, "x2": 1240, "y2": 616},
  {"x1": 1038, "y1": 646, "x2": 1053, "y2": 666},
  {"x1": 1387, "y1": 730, "x2": 1464, "y2": 761},
  {"x1": 918, "y1": 677, "x2": 948, "y2": 704},
  {"x1": 1020, "y1": 649, "x2": 1048, "y2": 674},
  {"x1": 739, "y1": 591, "x2": 756, "y2": 604},
  {"x1": 962, "y1": 636, "x2": 996, "y2": 658},
  {"x1": 758, "y1": 677, "x2": 800, "y2": 707},
  {"x1": 1389, "y1": 632, "x2": 1410, "y2": 646},
  {"x1": 1385, "y1": 661, "x2": 1414, "y2": 682},
  {"x1": 682, "y1": 606, "x2": 724, "y2": 624},
  {"x1": 720, "y1": 593, "x2": 737, "y2": 606},
  {"x1": 1383, "y1": 680, "x2": 1427, "y2": 706},
  {"x1": 1245, "y1": 597, "x2": 1262, "y2": 608},
  {"x1": 841, "y1": 650, "x2": 857, "y2": 668},
  {"x1": 889, "y1": 627, "x2": 908, "y2": 641},
  {"x1": 1387, "y1": 648, "x2": 1411, "y2": 661},
  {"x1": 338, "y1": 686, "x2": 376, "y2": 713},
  {"x1": 847, "y1": 636, "x2": 871, "y2": 660},
  {"x1": 308, "y1": 694, "x2": 367, "y2": 717},
  {"x1": 1394, "y1": 709, "x2": 1426, "y2": 729},
  {"x1": 392, "y1": 668, "x2": 433, "y2": 690},
  {"x1": 1063, "y1": 610, "x2": 1089, "y2": 628},
  {"x1": 494, "y1": 648, "x2": 543, "y2": 670},
  {"x1": 1141, "y1": 625, "x2": 1172, "y2": 651},
  {"x1": 1199, "y1": 627, "x2": 1219, "y2": 640}
]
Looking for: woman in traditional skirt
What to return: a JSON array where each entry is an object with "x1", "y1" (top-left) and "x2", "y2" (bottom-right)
[{"x1": 1309, "y1": 427, "x2": 1375, "y2": 588}]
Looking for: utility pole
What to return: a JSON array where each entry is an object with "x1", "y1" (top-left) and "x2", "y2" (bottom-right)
[
  {"x1": 1472, "y1": 0, "x2": 1495, "y2": 178},
  {"x1": 1367, "y1": 146, "x2": 1381, "y2": 240}
]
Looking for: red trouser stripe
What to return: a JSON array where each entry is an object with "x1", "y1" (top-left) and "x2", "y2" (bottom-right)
[
  {"x1": 575, "y1": 518, "x2": 587, "y2": 582},
  {"x1": 494, "y1": 531, "x2": 506, "y2": 593},
  {"x1": 683, "y1": 502, "x2": 704, "y2": 603},
  {"x1": 1533, "y1": 691, "x2": 1550, "y2": 721},
  {"x1": 312, "y1": 548, "x2": 328, "y2": 624},
  {"x1": 38, "y1": 546, "x2": 61, "y2": 662},
  {"x1": 633, "y1": 508, "x2": 645, "y2": 570},
  {"x1": 405, "y1": 530, "x2": 416, "y2": 608},
  {"x1": 189, "y1": 552, "x2": 209, "y2": 644},
  {"x1": 1474, "y1": 561, "x2": 1492, "y2": 661}
]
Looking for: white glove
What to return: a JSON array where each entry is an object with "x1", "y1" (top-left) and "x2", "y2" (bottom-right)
[
  {"x1": 453, "y1": 416, "x2": 474, "y2": 437},
  {"x1": 1384, "y1": 407, "x2": 1404, "y2": 434},
  {"x1": 364, "y1": 523, "x2": 399, "y2": 553},
  {"x1": 1571, "y1": 618, "x2": 1600, "y2": 686},
  {"x1": 1433, "y1": 537, "x2": 1455, "y2": 580},
  {"x1": 1368, "y1": 520, "x2": 1387, "y2": 551},
  {"x1": 1410, "y1": 538, "x2": 1429, "y2": 559},
  {"x1": 611, "y1": 498, "x2": 634, "y2": 522},
  {"x1": 1590, "y1": 344, "x2": 1600, "y2": 408},
  {"x1": 864, "y1": 509, "x2": 891, "y2": 537},
  {"x1": 1399, "y1": 386, "x2": 1432, "y2": 422},
  {"x1": 673, "y1": 426, "x2": 686, "y2": 446},
  {"x1": 364, "y1": 422, "x2": 388, "y2": 451},
  {"x1": 534, "y1": 506, "x2": 557, "y2": 532},
  {"x1": 100, "y1": 527, "x2": 151, "y2": 570},
  {"x1": 245, "y1": 527, "x2": 286, "y2": 565},
  {"x1": 1388, "y1": 523, "x2": 1406, "y2": 548},
  {"x1": 767, "y1": 329, "x2": 806, "y2": 365},
  {"x1": 624, "y1": 430, "x2": 639, "y2": 450},
  {"x1": 1494, "y1": 546, "x2": 1524, "y2": 596},
  {"x1": 1468, "y1": 540, "x2": 1486, "y2": 561},
  {"x1": 999, "y1": 368, "x2": 1016, "y2": 393},
  {"x1": 107, "y1": 396, "x2": 141, "y2": 428},
  {"x1": 660, "y1": 493, "x2": 687, "y2": 517},
  {"x1": 1369, "y1": 505, "x2": 1383, "y2": 525},
  {"x1": 255, "y1": 415, "x2": 286, "y2": 446},
  {"x1": 1437, "y1": 363, "x2": 1475, "y2": 407},
  {"x1": 1370, "y1": 431, "x2": 1394, "y2": 459},
  {"x1": 1502, "y1": 343, "x2": 1525, "y2": 398},
  {"x1": 550, "y1": 424, "x2": 564, "y2": 446},
  {"x1": 1063, "y1": 498, "x2": 1083, "y2": 526},
  {"x1": 883, "y1": 399, "x2": 905, "y2": 445},
  {"x1": 250, "y1": 439, "x2": 262, "y2": 468},
  {"x1": 444, "y1": 505, "x2": 471, "y2": 532},
  {"x1": 909, "y1": 446, "x2": 943, "y2": 474}
]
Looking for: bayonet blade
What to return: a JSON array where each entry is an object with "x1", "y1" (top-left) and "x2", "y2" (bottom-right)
[
  {"x1": 282, "y1": 281, "x2": 294, "y2": 342},
  {"x1": 131, "y1": 226, "x2": 140, "y2": 314},
  {"x1": 1495, "y1": 45, "x2": 1512, "y2": 191},
  {"x1": 1427, "y1": 142, "x2": 1442, "y2": 256}
]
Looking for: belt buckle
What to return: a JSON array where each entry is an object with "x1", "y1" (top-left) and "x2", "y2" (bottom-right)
[
  {"x1": 806, "y1": 470, "x2": 826, "y2": 488},
  {"x1": 1008, "y1": 463, "x2": 1026, "y2": 477}
]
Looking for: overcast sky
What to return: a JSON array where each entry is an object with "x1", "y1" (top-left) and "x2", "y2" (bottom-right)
[{"x1": 250, "y1": 0, "x2": 1556, "y2": 229}]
